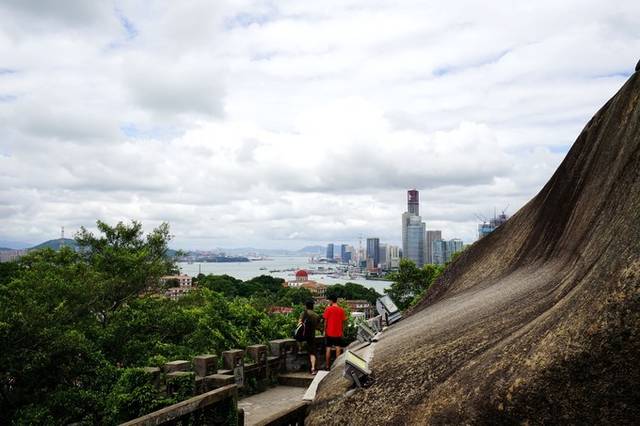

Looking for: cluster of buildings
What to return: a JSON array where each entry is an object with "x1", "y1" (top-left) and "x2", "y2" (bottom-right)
[
  {"x1": 324, "y1": 189, "x2": 510, "y2": 270},
  {"x1": 401, "y1": 189, "x2": 466, "y2": 266},
  {"x1": 323, "y1": 241, "x2": 401, "y2": 273},
  {"x1": 324, "y1": 190, "x2": 466, "y2": 270}
]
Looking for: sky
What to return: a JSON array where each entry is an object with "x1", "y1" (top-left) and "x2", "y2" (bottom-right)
[{"x1": 0, "y1": 1, "x2": 638, "y2": 250}]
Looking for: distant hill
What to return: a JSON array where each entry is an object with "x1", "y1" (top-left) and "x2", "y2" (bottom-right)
[
  {"x1": 30, "y1": 238, "x2": 78, "y2": 251},
  {"x1": 0, "y1": 247, "x2": 15, "y2": 251},
  {"x1": 298, "y1": 245, "x2": 325, "y2": 255}
]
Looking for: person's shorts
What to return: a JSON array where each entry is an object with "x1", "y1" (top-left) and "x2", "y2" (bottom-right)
[{"x1": 325, "y1": 336, "x2": 344, "y2": 348}]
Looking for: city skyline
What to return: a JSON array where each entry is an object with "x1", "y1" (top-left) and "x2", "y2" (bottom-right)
[{"x1": 1, "y1": 2, "x2": 638, "y2": 250}]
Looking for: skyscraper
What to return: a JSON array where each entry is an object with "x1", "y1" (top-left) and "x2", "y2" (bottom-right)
[
  {"x1": 425, "y1": 230, "x2": 442, "y2": 264},
  {"x1": 326, "y1": 243, "x2": 334, "y2": 259},
  {"x1": 406, "y1": 216, "x2": 426, "y2": 266},
  {"x1": 407, "y1": 189, "x2": 419, "y2": 215},
  {"x1": 387, "y1": 245, "x2": 401, "y2": 269},
  {"x1": 379, "y1": 243, "x2": 388, "y2": 270},
  {"x1": 340, "y1": 244, "x2": 349, "y2": 263},
  {"x1": 366, "y1": 238, "x2": 380, "y2": 267},
  {"x1": 402, "y1": 189, "x2": 426, "y2": 267}
]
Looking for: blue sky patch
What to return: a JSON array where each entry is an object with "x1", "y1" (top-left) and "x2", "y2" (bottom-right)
[{"x1": 114, "y1": 6, "x2": 138, "y2": 40}]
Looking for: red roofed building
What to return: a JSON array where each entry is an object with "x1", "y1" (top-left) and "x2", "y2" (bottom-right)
[
  {"x1": 285, "y1": 270, "x2": 327, "y2": 300},
  {"x1": 295, "y1": 269, "x2": 309, "y2": 282}
]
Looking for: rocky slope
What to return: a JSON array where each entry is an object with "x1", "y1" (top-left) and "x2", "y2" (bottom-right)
[{"x1": 307, "y1": 65, "x2": 640, "y2": 424}]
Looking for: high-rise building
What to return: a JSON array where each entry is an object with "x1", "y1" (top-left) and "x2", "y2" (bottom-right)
[
  {"x1": 401, "y1": 211, "x2": 411, "y2": 257},
  {"x1": 379, "y1": 244, "x2": 388, "y2": 270},
  {"x1": 387, "y1": 245, "x2": 401, "y2": 269},
  {"x1": 402, "y1": 189, "x2": 426, "y2": 267},
  {"x1": 448, "y1": 238, "x2": 464, "y2": 255},
  {"x1": 366, "y1": 238, "x2": 380, "y2": 267},
  {"x1": 432, "y1": 238, "x2": 464, "y2": 265},
  {"x1": 406, "y1": 216, "x2": 426, "y2": 266},
  {"x1": 326, "y1": 243, "x2": 334, "y2": 259},
  {"x1": 408, "y1": 189, "x2": 419, "y2": 215},
  {"x1": 432, "y1": 239, "x2": 446, "y2": 265},
  {"x1": 344, "y1": 245, "x2": 355, "y2": 264},
  {"x1": 340, "y1": 244, "x2": 349, "y2": 263},
  {"x1": 425, "y1": 230, "x2": 442, "y2": 264}
]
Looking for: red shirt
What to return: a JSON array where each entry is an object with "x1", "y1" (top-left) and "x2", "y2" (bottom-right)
[{"x1": 323, "y1": 304, "x2": 347, "y2": 337}]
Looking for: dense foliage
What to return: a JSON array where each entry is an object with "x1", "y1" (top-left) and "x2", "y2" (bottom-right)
[
  {"x1": 196, "y1": 273, "x2": 314, "y2": 306},
  {"x1": 386, "y1": 258, "x2": 444, "y2": 310}
]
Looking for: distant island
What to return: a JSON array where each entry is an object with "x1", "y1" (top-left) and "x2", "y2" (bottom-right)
[{"x1": 192, "y1": 255, "x2": 250, "y2": 263}]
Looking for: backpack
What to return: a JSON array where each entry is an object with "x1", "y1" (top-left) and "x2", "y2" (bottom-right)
[{"x1": 294, "y1": 311, "x2": 311, "y2": 341}]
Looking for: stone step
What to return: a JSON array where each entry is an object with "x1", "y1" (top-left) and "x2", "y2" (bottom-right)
[{"x1": 277, "y1": 372, "x2": 315, "y2": 388}]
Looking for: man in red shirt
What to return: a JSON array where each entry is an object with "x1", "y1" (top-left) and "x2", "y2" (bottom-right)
[{"x1": 322, "y1": 294, "x2": 348, "y2": 370}]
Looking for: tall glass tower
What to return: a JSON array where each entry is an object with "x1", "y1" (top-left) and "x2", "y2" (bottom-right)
[
  {"x1": 402, "y1": 189, "x2": 426, "y2": 267},
  {"x1": 407, "y1": 189, "x2": 419, "y2": 215}
]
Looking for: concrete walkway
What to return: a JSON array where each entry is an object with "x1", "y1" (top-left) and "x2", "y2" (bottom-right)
[{"x1": 238, "y1": 386, "x2": 307, "y2": 426}]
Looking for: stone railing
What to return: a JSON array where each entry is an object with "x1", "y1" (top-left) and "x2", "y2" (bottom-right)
[
  {"x1": 120, "y1": 384, "x2": 238, "y2": 426},
  {"x1": 121, "y1": 336, "x2": 330, "y2": 425}
]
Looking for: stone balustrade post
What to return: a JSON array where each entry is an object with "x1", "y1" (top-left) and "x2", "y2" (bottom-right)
[
  {"x1": 193, "y1": 354, "x2": 218, "y2": 377},
  {"x1": 222, "y1": 349, "x2": 244, "y2": 387},
  {"x1": 246, "y1": 344, "x2": 268, "y2": 379},
  {"x1": 163, "y1": 360, "x2": 190, "y2": 374},
  {"x1": 269, "y1": 338, "x2": 298, "y2": 372}
]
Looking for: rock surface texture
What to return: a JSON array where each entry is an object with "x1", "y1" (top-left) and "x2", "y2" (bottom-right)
[{"x1": 308, "y1": 71, "x2": 640, "y2": 424}]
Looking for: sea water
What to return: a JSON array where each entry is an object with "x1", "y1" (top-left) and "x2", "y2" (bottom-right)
[{"x1": 178, "y1": 256, "x2": 392, "y2": 294}]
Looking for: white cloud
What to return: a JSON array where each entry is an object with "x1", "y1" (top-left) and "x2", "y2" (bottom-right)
[{"x1": 0, "y1": 0, "x2": 638, "y2": 248}]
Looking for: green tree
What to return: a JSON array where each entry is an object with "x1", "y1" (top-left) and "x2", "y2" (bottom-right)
[
  {"x1": 386, "y1": 259, "x2": 443, "y2": 310},
  {"x1": 276, "y1": 287, "x2": 313, "y2": 306},
  {"x1": 0, "y1": 260, "x2": 20, "y2": 288},
  {"x1": 327, "y1": 282, "x2": 380, "y2": 304},
  {"x1": 197, "y1": 274, "x2": 242, "y2": 297},
  {"x1": 75, "y1": 220, "x2": 176, "y2": 327},
  {"x1": 243, "y1": 275, "x2": 285, "y2": 296},
  {"x1": 0, "y1": 248, "x2": 116, "y2": 424}
]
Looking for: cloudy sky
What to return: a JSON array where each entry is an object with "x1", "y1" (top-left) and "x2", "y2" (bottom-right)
[{"x1": 0, "y1": 1, "x2": 638, "y2": 249}]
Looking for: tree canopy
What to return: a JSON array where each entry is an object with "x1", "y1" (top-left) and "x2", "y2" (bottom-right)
[{"x1": 386, "y1": 259, "x2": 443, "y2": 310}]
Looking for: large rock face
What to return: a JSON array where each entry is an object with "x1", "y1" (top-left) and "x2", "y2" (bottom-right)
[{"x1": 308, "y1": 69, "x2": 640, "y2": 424}]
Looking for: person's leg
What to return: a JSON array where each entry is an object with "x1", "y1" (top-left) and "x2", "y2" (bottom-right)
[
  {"x1": 335, "y1": 346, "x2": 342, "y2": 359},
  {"x1": 325, "y1": 345, "x2": 331, "y2": 369},
  {"x1": 310, "y1": 354, "x2": 316, "y2": 372}
]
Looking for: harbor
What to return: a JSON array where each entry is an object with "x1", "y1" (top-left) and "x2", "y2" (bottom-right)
[{"x1": 178, "y1": 256, "x2": 393, "y2": 294}]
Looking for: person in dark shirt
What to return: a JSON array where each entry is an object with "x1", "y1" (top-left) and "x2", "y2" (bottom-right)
[
  {"x1": 300, "y1": 299, "x2": 321, "y2": 374},
  {"x1": 323, "y1": 294, "x2": 348, "y2": 370}
]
